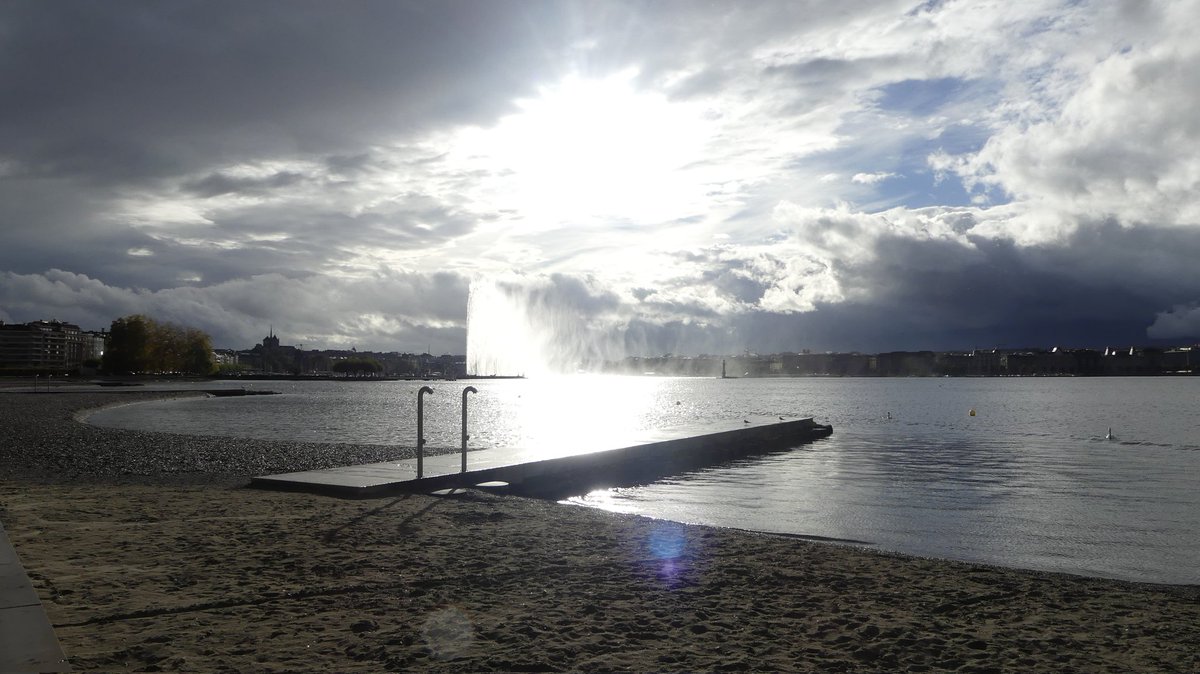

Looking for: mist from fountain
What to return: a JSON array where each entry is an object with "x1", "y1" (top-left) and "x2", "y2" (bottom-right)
[{"x1": 465, "y1": 275, "x2": 628, "y2": 377}]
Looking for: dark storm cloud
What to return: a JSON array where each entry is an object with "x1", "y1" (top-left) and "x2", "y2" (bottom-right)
[
  {"x1": 1148, "y1": 303, "x2": 1200, "y2": 339},
  {"x1": 0, "y1": 0, "x2": 581, "y2": 302},
  {"x1": 5, "y1": 0, "x2": 851, "y2": 181},
  {"x1": 324, "y1": 153, "x2": 375, "y2": 176},
  {"x1": 705, "y1": 269, "x2": 769, "y2": 306},
  {"x1": 636, "y1": 296, "x2": 722, "y2": 321},
  {"x1": 640, "y1": 220, "x2": 1200, "y2": 354},
  {"x1": 202, "y1": 194, "x2": 479, "y2": 248},
  {"x1": 0, "y1": 0, "x2": 578, "y2": 183},
  {"x1": 0, "y1": 178, "x2": 112, "y2": 255},
  {"x1": 182, "y1": 171, "x2": 308, "y2": 198},
  {"x1": 847, "y1": 233, "x2": 1167, "y2": 349}
]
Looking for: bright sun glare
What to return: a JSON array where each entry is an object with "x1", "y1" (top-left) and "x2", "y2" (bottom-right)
[
  {"x1": 511, "y1": 374, "x2": 662, "y2": 456},
  {"x1": 456, "y1": 69, "x2": 711, "y2": 225}
]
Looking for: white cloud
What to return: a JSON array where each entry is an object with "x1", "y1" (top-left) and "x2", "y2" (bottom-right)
[
  {"x1": 0, "y1": 269, "x2": 469, "y2": 352},
  {"x1": 948, "y1": 0, "x2": 1200, "y2": 240},
  {"x1": 851, "y1": 172, "x2": 899, "y2": 185}
]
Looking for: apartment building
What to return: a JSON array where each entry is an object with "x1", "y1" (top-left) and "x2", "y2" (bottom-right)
[{"x1": 0, "y1": 320, "x2": 106, "y2": 372}]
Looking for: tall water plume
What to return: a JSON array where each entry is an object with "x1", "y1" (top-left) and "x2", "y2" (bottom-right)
[{"x1": 466, "y1": 275, "x2": 628, "y2": 377}]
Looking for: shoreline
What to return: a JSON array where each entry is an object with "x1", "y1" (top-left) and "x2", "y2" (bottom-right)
[{"x1": 2, "y1": 391, "x2": 1199, "y2": 671}]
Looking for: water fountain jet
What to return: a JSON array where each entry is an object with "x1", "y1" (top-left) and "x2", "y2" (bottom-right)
[{"x1": 465, "y1": 275, "x2": 628, "y2": 377}]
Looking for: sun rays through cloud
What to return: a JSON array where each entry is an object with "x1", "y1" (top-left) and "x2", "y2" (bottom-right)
[
  {"x1": 451, "y1": 69, "x2": 715, "y2": 227},
  {"x1": 3, "y1": 1, "x2": 1200, "y2": 352}
]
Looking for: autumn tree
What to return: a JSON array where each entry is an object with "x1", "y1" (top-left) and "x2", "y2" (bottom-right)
[
  {"x1": 102, "y1": 315, "x2": 216, "y2": 375},
  {"x1": 181, "y1": 328, "x2": 216, "y2": 375},
  {"x1": 103, "y1": 315, "x2": 154, "y2": 373}
]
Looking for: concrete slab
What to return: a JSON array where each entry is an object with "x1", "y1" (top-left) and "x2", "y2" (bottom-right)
[
  {"x1": 253, "y1": 415, "x2": 833, "y2": 499},
  {"x1": 0, "y1": 561, "x2": 42, "y2": 610},
  {"x1": 0, "y1": 521, "x2": 71, "y2": 672},
  {"x1": 0, "y1": 606, "x2": 71, "y2": 672}
]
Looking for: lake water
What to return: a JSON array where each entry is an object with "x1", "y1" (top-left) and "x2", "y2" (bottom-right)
[{"x1": 87, "y1": 376, "x2": 1200, "y2": 584}]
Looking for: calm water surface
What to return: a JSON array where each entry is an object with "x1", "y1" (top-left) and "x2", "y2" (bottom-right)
[{"x1": 88, "y1": 376, "x2": 1200, "y2": 584}]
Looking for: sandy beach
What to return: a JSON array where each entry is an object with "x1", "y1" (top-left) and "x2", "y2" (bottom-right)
[{"x1": 2, "y1": 390, "x2": 1198, "y2": 672}]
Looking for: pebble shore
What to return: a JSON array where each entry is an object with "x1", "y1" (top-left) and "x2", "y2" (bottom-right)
[{"x1": 0, "y1": 390, "x2": 426, "y2": 485}]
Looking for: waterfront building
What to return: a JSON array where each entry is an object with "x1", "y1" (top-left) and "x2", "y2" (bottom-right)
[{"x1": 0, "y1": 320, "x2": 106, "y2": 372}]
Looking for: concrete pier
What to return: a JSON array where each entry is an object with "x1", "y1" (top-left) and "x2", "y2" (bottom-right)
[
  {"x1": 0, "y1": 520, "x2": 71, "y2": 672},
  {"x1": 251, "y1": 416, "x2": 833, "y2": 499}
]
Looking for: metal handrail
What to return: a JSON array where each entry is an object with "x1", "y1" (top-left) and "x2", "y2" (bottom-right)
[
  {"x1": 461, "y1": 386, "x2": 478, "y2": 472},
  {"x1": 416, "y1": 386, "x2": 434, "y2": 478}
]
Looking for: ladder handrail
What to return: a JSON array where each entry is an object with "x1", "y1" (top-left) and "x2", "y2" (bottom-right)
[
  {"x1": 416, "y1": 386, "x2": 434, "y2": 478},
  {"x1": 461, "y1": 386, "x2": 478, "y2": 472}
]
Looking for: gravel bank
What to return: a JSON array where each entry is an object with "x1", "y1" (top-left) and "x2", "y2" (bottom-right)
[{"x1": 0, "y1": 390, "x2": 424, "y2": 485}]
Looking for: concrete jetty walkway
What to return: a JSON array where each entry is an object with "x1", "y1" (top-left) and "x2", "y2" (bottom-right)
[
  {"x1": 1, "y1": 519, "x2": 71, "y2": 672},
  {"x1": 252, "y1": 415, "x2": 833, "y2": 499}
]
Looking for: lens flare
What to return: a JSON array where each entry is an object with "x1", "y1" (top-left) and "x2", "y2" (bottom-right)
[{"x1": 646, "y1": 521, "x2": 699, "y2": 588}]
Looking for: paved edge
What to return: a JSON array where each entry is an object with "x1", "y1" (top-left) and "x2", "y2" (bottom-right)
[{"x1": 0, "y1": 519, "x2": 72, "y2": 672}]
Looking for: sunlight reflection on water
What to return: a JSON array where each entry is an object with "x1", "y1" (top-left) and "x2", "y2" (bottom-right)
[{"x1": 87, "y1": 376, "x2": 1200, "y2": 583}]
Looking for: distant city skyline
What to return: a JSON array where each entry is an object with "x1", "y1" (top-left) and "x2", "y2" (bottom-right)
[
  {"x1": 1, "y1": 315, "x2": 1194, "y2": 378},
  {"x1": 2, "y1": 1, "x2": 1200, "y2": 356},
  {"x1": 5, "y1": 315, "x2": 1196, "y2": 360}
]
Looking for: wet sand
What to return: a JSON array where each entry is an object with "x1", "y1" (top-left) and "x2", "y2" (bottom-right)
[{"x1": 2, "y1": 390, "x2": 1198, "y2": 672}]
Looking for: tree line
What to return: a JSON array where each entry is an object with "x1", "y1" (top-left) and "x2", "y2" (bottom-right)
[
  {"x1": 102, "y1": 314, "x2": 216, "y2": 375},
  {"x1": 330, "y1": 357, "x2": 383, "y2": 377}
]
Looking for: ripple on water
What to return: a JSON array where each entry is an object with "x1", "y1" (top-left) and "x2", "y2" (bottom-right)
[{"x1": 86, "y1": 376, "x2": 1200, "y2": 583}]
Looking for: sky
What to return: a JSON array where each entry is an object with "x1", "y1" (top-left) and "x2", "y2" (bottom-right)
[{"x1": 2, "y1": 0, "x2": 1200, "y2": 360}]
